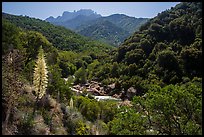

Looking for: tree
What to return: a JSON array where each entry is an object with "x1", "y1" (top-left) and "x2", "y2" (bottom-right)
[
  {"x1": 22, "y1": 31, "x2": 53, "y2": 65},
  {"x1": 180, "y1": 47, "x2": 202, "y2": 77},
  {"x1": 2, "y1": 19, "x2": 22, "y2": 55},
  {"x1": 74, "y1": 66, "x2": 87, "y2": 84},
  {"x1": 108, "y1": 106, "x2": 147, "y2": 135},
  {"x1": 125, "y1": 49, "x2": 146, "y2": 65},
  {"x1": 47, "y1": 64, "x2": 72, "y2": 102},
  {"x1": 132, "y1": 83, "x2": 202, "y2": 135},
  {"x1": 157, "y1": 50, "x2": 179, "y2": 71},
  {"x1": 140, "y1": 38, "x2": 153, "y2": 56},
  {"x1": 111, "y1": 62, "x2": 119, "y2": 77},
  {"x1": 87, "y1": 59, "x2": 100, "y2": 80}
]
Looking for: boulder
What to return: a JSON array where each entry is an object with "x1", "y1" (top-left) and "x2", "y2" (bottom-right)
[
  {"x1": 73, "y1": 85, "x2": 80, "y2": 90},
  {"x1": 126, "y1": 87, "x2": 137, "y2": 100},
  {"x1": 118, "y1": 99, "x2": 133, "y2": 107},
  {"x1": 108, "y1": 83, "x2": 115, "y2": 89},
  {"x1": 105, "y1": 83, "x2": 116, "y2": 94}
]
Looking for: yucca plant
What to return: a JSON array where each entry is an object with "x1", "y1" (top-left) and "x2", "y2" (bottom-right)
[
  {"x1": 70, "y1": 98, "x2": 73, "y2": 109},
  {"x1": 33, "y1": 46, "x2": 48, "y2": 116}
]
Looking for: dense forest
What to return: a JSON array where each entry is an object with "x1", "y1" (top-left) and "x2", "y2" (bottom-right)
[{"x1": 2, "y1": 2, "x2": 202, "y2": 135}]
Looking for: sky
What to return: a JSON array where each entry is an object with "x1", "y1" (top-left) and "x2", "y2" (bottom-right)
[{"x1": 2, "y1": 2, "x2": 180, "y2": 20}]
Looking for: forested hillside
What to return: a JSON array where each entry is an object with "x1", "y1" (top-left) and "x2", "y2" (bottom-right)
[
  {"x1": 75, "y1": 14, "x2": 148, "y2": 46},
  {"x1": 95, "y1": 3, "x2": 202, "y2": 135},
  {"x1": 2, "y1": 2, "x2": 202, "y2": 135},
  {"x1": 78, "y1": 20, "x2": 130, "y2": 46},
  {"x1": 2, "y1": 12, "x2": 113, "y2": 52},
  {"x1": 102, "y1": 14, "x2": 149, "y2": 34},
  {"x1": 2, "y1": 16, "x2": 116, "y2": 135}
]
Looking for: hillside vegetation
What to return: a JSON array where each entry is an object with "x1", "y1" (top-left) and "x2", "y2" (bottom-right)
[
  {"x1": 78, "y1": 20, "x2": 130, "y2": 46},
  {"x1": 2, "y1": 12, "x2": 113, "y2": 53},
  {"x1": 2, "y1": 2, "x2": 202, "y2": 135}
]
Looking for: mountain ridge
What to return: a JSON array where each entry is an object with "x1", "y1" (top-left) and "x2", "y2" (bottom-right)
[
  {"x1": 45, "y1": 9, "x2": 149, "y2": 46},
  {"x1": 46, "y1": 9, "x2": 101, "y2": 23},
  {"x1": 2, "y1": 12, "x2": 114, "y2": 53}
]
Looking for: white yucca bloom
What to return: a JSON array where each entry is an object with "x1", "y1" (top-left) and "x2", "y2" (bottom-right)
[
  {"x1": 70, "y1": 98, "x2": 73, "y2": 109},
  {"x1": 33, "y1": 46, "x2": 48, "y2": 99}
]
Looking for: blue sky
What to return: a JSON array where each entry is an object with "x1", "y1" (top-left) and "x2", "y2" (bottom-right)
[{"x1": 2, "y1": 2, "x2": 180, "y2": 20}]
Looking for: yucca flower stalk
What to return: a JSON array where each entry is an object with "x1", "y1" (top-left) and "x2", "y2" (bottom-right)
[
  {"x1": 70, "y1": 98, "x2": 73, "y2": 109},
  {"x1": 33, "y1": 46, "x2": 48, "y2": 99},
  {"x1": 33, "y1": 46, "x2": 48, "y2": 116}
]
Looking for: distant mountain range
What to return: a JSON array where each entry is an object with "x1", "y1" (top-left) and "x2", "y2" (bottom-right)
[{"x1": 45, "y1": 9, "x2": 149, "y2": 46}]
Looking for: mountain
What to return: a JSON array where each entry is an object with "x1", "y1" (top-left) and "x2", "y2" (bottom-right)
[
  {"x1": 45, "y1": 10, "x2": 149, "y2": 46},
  {"x1": 79, "y1": 20, "x2": 130, "y2": 46},
  {"x1": 76, "y1": 14, "x2": 148, "y2": 46},
  {"x1": 104, "y1": 14, "x2": 149, "y2": 34},
  {"x1": 2, "y1": 12, "x2": 113, "y2": 53},
  {"x1": 46, "y1": 9, "x2": 101, "y2": 22},
  {"x1": 75, "y1": 14, "x2": 148, "y2": 34},
  {"x1": 45, "y1": 9, "x2": 102, "y2": 30},
  {"x1": 52, "y1": 14, "x2": 102, "y2": 30}
]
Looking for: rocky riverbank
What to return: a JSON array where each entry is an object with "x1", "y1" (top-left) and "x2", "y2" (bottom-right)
[{"x1": 66, "y1": 79, "x2": 137, "y2": 101}]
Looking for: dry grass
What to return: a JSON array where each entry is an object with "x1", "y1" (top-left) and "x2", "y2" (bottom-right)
[{"x1": 33, "y1": 115, "x2": 51, "y2": 135}]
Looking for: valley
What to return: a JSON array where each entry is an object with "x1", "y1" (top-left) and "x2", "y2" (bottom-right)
[{"x1": 2, "y1": 2, "x2": 202, "y2": 135}]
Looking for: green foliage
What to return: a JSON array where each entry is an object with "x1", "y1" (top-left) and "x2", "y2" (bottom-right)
[
  {"x1": 75, "y1": 96, "x2": 100, "y2": 122},
  {"x1": 74, "y1": 96, "x2": 118, "y2": 123},
  {"x1": 108, "y1": 81, "x2": 202, "y2": 135},
  {"x1": 107, "y1": 2, "x2": 202, "y2": 88},
  {"x1": 23, "y1": 60, "x2": 35, "y2": 82},
  {"x1": 133, "y1": 83, "x2": 202, "y2": 135},
  {"x1": 156, "y1": 50, "x2": 179, "y2": 71},
  {"x1": 2, "y1": 19, "x2": 23, "y2": 54},
  {"x1": 95, "y1": 63, "x2": 111, "y2": 81},
  {"x1": 75, "y1": 121, "x2": 91, "y2": 135},
  {"x1": 1, "y1": 2, "x2": 202, "y2": 135},
  {"x1": 108, "y1": 107, "x2": 147, "y2": 135},
  {"x1": 63, "y1": 106, "x2": 84, "y2": 135},
  {"x1": 79, "y1": 20, "x2": 130, "y2": 46},
  {"x1": 2, "y1": 12, "x2": 114, "y2": 53},
  {"x1": 87, "y1": 59, "x2": 100, "y2": 80},
  {"x1": 47, "y1": 65, "x2": 72, "y2": 101},
  {"x1": 17, "y1": 113, "x2": 35, "y2": 135},
  {"x1": 74, "y1": 66, "x2": 87, "y2": 84},
  {"x1": 180, "y1": 47, "x2": 202, "y2": 77},
  {"x1": 59, "y1": 61, "x2": 76, "y2": 78},
  {"x1": 125, "y1": 48, "x2": 146, "y2": 65},
  {"x1": 98, "y1": 101, "x2": 118, "y2": 123},
  {"x1": 110, "y1": 62, "x2": 119, "y2": 77},
  {"x1": 140, "y1": 38, "x2": 153, "y2": 56}
]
